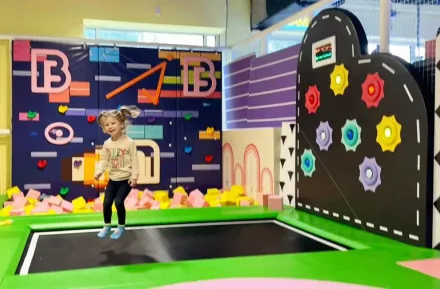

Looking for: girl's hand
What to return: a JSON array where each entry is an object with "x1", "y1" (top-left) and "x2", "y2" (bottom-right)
[
  {"x1": 128, "y1": 179, "x2": 137, "y2": 187},
  {"x1": 94, "y1": 173, "x2": 101, "y2": 181}
]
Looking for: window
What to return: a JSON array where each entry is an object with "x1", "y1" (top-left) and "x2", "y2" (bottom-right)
[
  {"x1": 83, "y1": 28, "x2": 216, "y2": 47},
  {"x1": 206, "y1": 35, "x2": 217, "y2": 47},
  {"x1": 267, "y1": 37, "x2": 303, "y2": 54},
  {"x1": 389, "y1": 44, "x2": 411, "y2": 63}
]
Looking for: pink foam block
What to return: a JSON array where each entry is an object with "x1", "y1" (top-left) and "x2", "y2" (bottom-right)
[
  {"x1": 191, "y1": 198, "x2": 209, "y2": 208},
  {"x1": 26, "y1": 189, "x2": 41, "y2": 200},
  {"x1": 142, "y1": 188, "x2": 154, "y2": 199},
  {"x1": 93, "y1": 202, "x2": 103, "y2": 212},
  {"x1": 127, "y1": 189, "x2": 139, "y2": 199},
  {"x1": 3, "y1": 201, "x2": 13, "y2": 208},
  {"x1": 138, "y1": 196, "x2": 153, "y2": 208},
  {"x1": 35, "y1": 202, "x2": 50, "y2": 210},
  {"x1": 268, "y1": 195, "x2": 283, "y2": 211},
  {"x1": 240, "y1": 200, "x2": 251, "y2": 206},
  {"x1": 262, "y1": 193, "x2": 272, "y2": 207},
  {"x1": 94, "y1": 197, "x2": 103, "y2": 205},
  {"x1": 50, "y1": 205, "x2": 63, "y2": 214},
  {"x1": 60, "y1": 200, "x2": 74, "y2": 213},
  {"x1": 12, "y1": 192, "x2": 25, "y2": 201},
  {"x1": 10, "y1": 208, "x2": 25, "y2": 216},
  {"x1": 37, "y1": 199, "x2": 49, "y2": 206},
  {"x1": 151, "y1": 204, "x2": 160, "y2": 210},
  {"x1": 125, "y1": 197, "x2": 137, "y2": 207},
  {"x1": 188, "y1": 189, "x2": 204, "y2": 203},
  {"x1": 47, "y1": 196, "x2": 62, "y2": 206},
  {"x1": 126, "y1": 204, "x2": 138, "y2": 211},
  {"x1": 12, "y1": 197, "x2": 28, "y2": 208},
  {"x1": 31, "y1": 205, "x2": 49, "y2": 214},
  {"x1": 172, "y1": 193, "x2": 188, "y2": 205}
]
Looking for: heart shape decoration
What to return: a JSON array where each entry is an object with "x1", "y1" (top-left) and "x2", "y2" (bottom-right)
[
  {"x1": 73, "y1": 160, "x2": 82, "y2": 168},
  {"x1": 184, "y1": 145, "x2": 193, "y2": 154},
  {"x1": 147, "y1": 117, "x2": 156, "y2": 123},
  {"x1": 296, "y1": 8, "x2": 431, "y2": 247},
  {"x1": 87, "y1": 115, "x2": 97, "y2": 124},
  {"x1": 204, "y1": 155, "x2": 213, "y2": 164},
  {"x1": 37, "y1": 160, "x2": 48, "y2": 170},
  {"x1": 27, "y1": 111, "x2": 37, "y2": 119},
  {"x1": 59, "y1": 186, "x2": 70, "y2": 196},
  {"x1": 184, "y1": 113, "x2": 192, "y2": 120}
]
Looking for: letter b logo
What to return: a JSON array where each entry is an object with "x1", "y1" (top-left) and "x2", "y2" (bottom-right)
[{"x1": 31, "y1": 49, "x2": 72, "y2": 93}]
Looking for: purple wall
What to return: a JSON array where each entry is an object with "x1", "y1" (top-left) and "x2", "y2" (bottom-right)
[{"x1": 224, "y1": 45, "x2": 300, "y2": 129}]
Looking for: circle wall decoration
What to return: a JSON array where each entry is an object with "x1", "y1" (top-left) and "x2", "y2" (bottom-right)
[
  {"x1": 301, "y1": 149, "x2": 316, "y2": 177},
  {"x1": 305, "y1": 85, "x2": 321, "y2": 114},
  {"x1": 361, "y1": 72, "x2": 385, "y2": 108},
  {"x1": 358, "y1": 157, "x2": 382, "y2": 192},
  {"x1": 315, "y1": 121, "x2": 333, "y2": 151},
  {"x1": 376, "y1": 115, "x2": 402, "y2": 152},
  {"x1": 44, "y1": 122, "x2": 74, "y2": 145},
  {"x1": 330, "y1": 64, "x2": 349, "y2": 96},
  {"x1": 341, "y1": 119, "x2": 362, "y2": 152}
]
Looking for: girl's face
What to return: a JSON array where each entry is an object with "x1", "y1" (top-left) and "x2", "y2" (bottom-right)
[{"x1": 102, "y1": 116, "x2": 123, "y2": 137}]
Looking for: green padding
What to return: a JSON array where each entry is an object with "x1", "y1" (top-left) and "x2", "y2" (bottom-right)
[
  {"x1": 0, "y1": 194, "x2": 6, "y2": 208},
  {"x1": 1, "y1": 207, "x2": 440, "y2": 289}
]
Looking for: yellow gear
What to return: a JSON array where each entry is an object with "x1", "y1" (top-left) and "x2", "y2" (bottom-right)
[
  {"x1": 376, "y1": 115, "x2": 402, "y2": 152},
  {"x1": 330, "y1": 64, "x2": 349, "y2": 96}
]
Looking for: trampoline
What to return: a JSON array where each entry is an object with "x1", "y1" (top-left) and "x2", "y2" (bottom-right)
[
  {"x1": 17, "y1": 220, "x2": 347, "y2": 275},
  {"x1": 0, "y1": 207, "x2": 437, "y2": 289}
]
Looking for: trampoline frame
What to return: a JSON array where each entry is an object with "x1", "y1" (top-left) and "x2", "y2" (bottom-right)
[{"x1": 0, "y1": 206, "x2": 438, "y2": 289}]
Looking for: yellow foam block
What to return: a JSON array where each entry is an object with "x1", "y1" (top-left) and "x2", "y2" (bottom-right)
[
  {"x1": 27, "y1": 198, "x2": 37, "y2": 206},
  {"x1": 72, "y1": 197, "x2": 87, "y2": 209},
  {"x1": 173, "y1": 186, "x2": 187, "y2": 195},
  {"x1": 230, "y1": 185, "x2": 244, "y2": 196},
  {"x1": 0, "y1": 206, "x2": 12, "y2": 217},
  {"x1": 25, "y1": 205, "x2": 34, "y2": 215},
  {"x1": 160, "y1": 202, "x2": 170, "y2": 209},
  {"x1": 6, "y1": 186, "x2": 21, "y2": 199},
  {"x1": 205, "y1": 194, "x2": 219, "y2": 202},
  {"x1": 33, "y1": 212, "x2": 49, "y2": 215},
  {"x1": 74, "y1": 207, "x2": 94, "y2": 214},
  {"x1": 56, "y1": 195, "x2": 63, "y2": 200},
  {"x1": 236, "y1": 196, "x2": 253, "y2": 206},
  {"x1": 138, "y1": 191, "x2": 144, "y2": 199},
  {"x1": 207, "y1": 188, "x2": 220, "y2": 196},
  {"x1": 100, "y1": 195, "x2": 104, "y2": 202},
  {"x1": 112, "y1": 204, "x2": 117, "y2": 212},
  {"x1": 254, "y1": 201, "x2": 259, "y2": 206},
  {"x1": 47, "y1": 209, "x2": 58, "y2": 215},
  {"x1": 225, "y1": 191, "x2": 238, "y2": 203},
  {"x1": 154, "y1": 190, "x2": 169, "y2": 202},
  {"x1": 208, "y1": 200, "x2": 221, "y2": 207}
]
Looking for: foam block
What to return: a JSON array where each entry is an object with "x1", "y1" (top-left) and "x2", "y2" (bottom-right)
[
  {"x1": 32, "y1": 205, "x2": 50, "y2": 215},
  {"x1": 12, "y1": 196, "x2": 28, "y2": 208},
  {"x1": 72, "y1": 197, "x2": 86, "y2": 209},
  {"x1": 93, "y1": 201, "x2": 103, "y2": 212},
  {"x1": 12, "y1": 192, "x2": 24, "y2": 201},
  {"x1": 142, "y1": 188, "x2": 154, "y2": 199},
  {"x1": 50, "y1": 205, "x2": 63, "y2": 214},
  {"x1": 138, "y1": 196, "x2": 153, "y2": 208},
  {"x1": 172, "y1": 193, "x2": 187, "y2": 205},
  {"x1": 160, "y1": 202, "x2": 170, "y2": 209},
  {"x1": 47, "y1": 196, "x2": 62, "y2": 206},
  {"x1": 154, "y1": 190, "x2": 169, "y2": 202},
  {"x1": 191, "y1": 198, "x2": 209, "y2": 208},
  {"x1": 24, "y1": 205, "x2": 34, "y2": 215},
  {"x1": 60, "y1": 200, "x2": 74, "y2": 212},
  {"x1": 10, "y1": 208, "x2": 25, "y2": 216},
  {"x1": 207, "y1": 188, "x2": 220, "y2": 196},
  {"x1": 173, "y1": 186, "x2": 187, "y2": 195},
  {"x1": 26, "y1": 189, "x2": 41, "y2": 200},
  {"x1": 3, "y1": 201, "x2": 13, "y2": 208},
  {"x1": 240, "y1": 200, "x2": 251, "y2": 206},
  {"x1": 189, "y1": 189, "x2": 204, "y2": 203},
  {"x1": 268, "y1": 195, "x2": 283, "y2": 211},
  {"x1": 125, "y1": 197, "x2": 137, "y2": 207},
  {"x1": 127, "y1": 188, "x2": 139, "y2": 199},
  {"x1": 262, "y1": 193, "x2": 272, "y2": 207},
  {"x1": 230, "y1": 185, "x2": 244, "y2": 196},
  {"x1": 6, "y1": 186, "x2": 21, "y2": 199}
]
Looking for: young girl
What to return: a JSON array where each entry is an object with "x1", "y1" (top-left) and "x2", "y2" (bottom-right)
[{"x1": 94, "y1": 105, "x2": 141, "y2": 240}]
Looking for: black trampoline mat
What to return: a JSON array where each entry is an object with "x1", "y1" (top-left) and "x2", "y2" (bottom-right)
[{"x1": 17, "y1": 220, "x2": 347, "y2": 274}]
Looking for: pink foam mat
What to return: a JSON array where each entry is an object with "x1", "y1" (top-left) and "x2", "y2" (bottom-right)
[
  {"x1": 398, "y1": 258, "x2": 440, "y2": 279},
  {"x1": 154, "y1": 278, "x2": 382, "y2": 289}
]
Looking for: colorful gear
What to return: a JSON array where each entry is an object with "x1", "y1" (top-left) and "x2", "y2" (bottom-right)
[
  {"x1": 300, "y1": 149, "x2": 316, "y2": 177},
  {"x1": 305, "y1": 85, "x2": 321, "y2": 114},
  {"x1": 376, "y1": 115, "x2": 402, "y2": 152},
  {"x1": 330, "y1": 64, "x2": 349, "y2": 96},
  {"x1": 358, "y1": 157, "x2": 382, "y2": 192},
  {"x1": 341, "y1": 119, "x2": 362, "y2": 152},
  {"x1": 361, "y1": 72, "x2": 385, "y2": 108},
  {"x1": 316, "y1": 121, "x2": 333, "y2": 151}
]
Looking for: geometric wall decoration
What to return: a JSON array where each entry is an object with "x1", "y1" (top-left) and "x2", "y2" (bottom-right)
[
  {"x1": 279, "y1": 122, "x2": 296, "y2": 207},
  {"x1": 296, "y1": 8, "x2": 434, "y2": 247}
]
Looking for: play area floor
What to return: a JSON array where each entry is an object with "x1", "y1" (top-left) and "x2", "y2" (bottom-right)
[{"x1": 0, "y1": 206, "x2": 439, "y2": 289}]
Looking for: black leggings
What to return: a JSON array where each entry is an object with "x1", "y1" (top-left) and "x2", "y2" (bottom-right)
[{"x1": 103, "y1": 179, "x2": 131, "y2": 225}]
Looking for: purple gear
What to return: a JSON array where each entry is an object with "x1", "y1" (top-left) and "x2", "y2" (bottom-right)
[
  {"x1": 358, "y1": 157, "x2": 382, "y2": 192},
  {"x1": 316, "y1": 121, "x2": 333, "y2": 151}
]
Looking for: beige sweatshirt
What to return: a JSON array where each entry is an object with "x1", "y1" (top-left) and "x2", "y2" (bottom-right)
[{"x1": 95, "y1": 136, "x2": 139, "y2": 181}]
